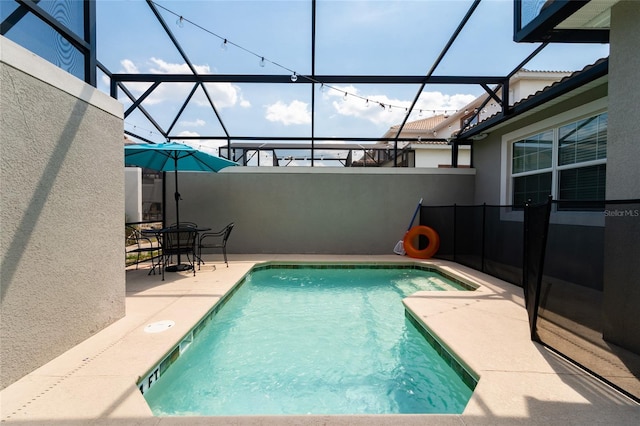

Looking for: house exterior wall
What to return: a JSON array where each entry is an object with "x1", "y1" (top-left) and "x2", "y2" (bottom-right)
[
  {"x1": 471, "y1": 1, "x2": 640, "y2": 355},
  {"x1": 173, "y1": 168, "x2": 475, "y2": 254},
  {"x1": 0, "y1": 37, "x2": 125, "y2": 389},
  {"x1": 602, "y1": 1, "x2": 640, "y2": 353},
  {"x1": 509, "y1": 73, "x2": 570, "y2": 102},
  {"x1": 472, "y1": 83, "x2": 608, "y2": 205},
  {"x1": 414, "y1": 147, "x2": 470, "y2": 168},
  {"x1": 125, "y1": 167, "x2": 142, "y2": 222}
]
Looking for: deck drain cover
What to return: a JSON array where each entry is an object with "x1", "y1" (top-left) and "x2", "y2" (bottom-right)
[{"x1": 144, "y1": 320, "x2": 175, "y2": 333}]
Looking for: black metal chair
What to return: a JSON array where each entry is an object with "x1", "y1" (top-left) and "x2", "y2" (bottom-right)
[
  {"x1": 125, "y1": 225, "x2": 162, "y2": 275},
  {"x1": 161, "y1": 228, "x2": 198, "y2": 280},
  {"x1": 198, "y1": 222, "x2": 234, "y2": 268}
]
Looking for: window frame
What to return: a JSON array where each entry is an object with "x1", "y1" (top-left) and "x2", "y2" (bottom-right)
[{"x1": 501, "y1": 98, "x2": 608, "y2": 206}]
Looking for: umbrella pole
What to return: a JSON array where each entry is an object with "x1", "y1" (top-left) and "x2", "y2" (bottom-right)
[
  {"x1": 166, "y1": 158, "x2": 190, "y2": 272},
  {"x1": 174, "y1": 166, "x2": 180, "y2": 230},
  {"x1": 174, "y1": 158, "x2": 185, "y2": 268}
]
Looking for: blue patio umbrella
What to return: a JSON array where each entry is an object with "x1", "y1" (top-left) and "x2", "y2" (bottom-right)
[{"x1": 124, "y1": 141, "x2": 237, "y2": 230}]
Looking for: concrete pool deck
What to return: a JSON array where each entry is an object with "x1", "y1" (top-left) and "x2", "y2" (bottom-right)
[{"x1": 1, "y1": 255, "x2": 638, "y2": 425}]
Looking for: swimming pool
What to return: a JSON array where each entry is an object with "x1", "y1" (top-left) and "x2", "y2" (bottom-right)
[{"x1": 140, "y1": 264, "x2": 477, "y2": 415}]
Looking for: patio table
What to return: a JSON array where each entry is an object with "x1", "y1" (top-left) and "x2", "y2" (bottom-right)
[{"x1": 142, "y1": 227, "x2": 210, "y2": 279}]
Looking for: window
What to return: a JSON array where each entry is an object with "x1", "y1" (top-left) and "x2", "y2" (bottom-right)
[
  {"x1": 1, "y1": 0, "x2": 95, "y2": 84},
  {"x1": 509, "y1": 112, "x2": 607, "y2": 206}
]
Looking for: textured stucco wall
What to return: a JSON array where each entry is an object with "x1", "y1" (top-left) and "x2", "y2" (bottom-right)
[
  {"x1": 171, "y1": 168, "x2": 476, "y2": 255},
  {"x1": 0, "y1": 38, "x2": 125, "y2": 388},
  {"x1": 606, "y1": 2, "x2": 640, "y2": 200},
  {"x1": 125, "y1": 167, "x2": 142, "y2": 222},
  {"x1": 602, "y1": 1, "x2": 640, "y2": 353}
]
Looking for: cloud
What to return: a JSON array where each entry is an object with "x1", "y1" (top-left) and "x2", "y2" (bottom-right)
[
  {"x1": 174, "y1": 133, "x2": 228, "y2": 156},
  {"x1": 179, "y1": 119, "x2": 206, "y2": 127},
  {"x1": 324, "y1": 87, "x2": 477, "y2": 126},
  {"x1": 149, "y1": 57, "x2": 210, "y2": 74},
  {"x1": 332, "y1": 93, "x2": 411, "y2": 127},
  {"x1": 121, "y1": 59, "x2": 140, "y2": 74},
  {"x1": 197, "y1": 83, "x2": 241, "y2": 109},
  {"x1": 117, "y1": 58, "x2": 247, "y2": 109},
  {"x1": 176, "y1": 130, "x2": 200, "y2": 137},
  {"x1": 265, "y1": 100, "x2": 311, "y2": 126},
  {"x1": 414, "y1": 92, "x2": 477, "y2": 113}
]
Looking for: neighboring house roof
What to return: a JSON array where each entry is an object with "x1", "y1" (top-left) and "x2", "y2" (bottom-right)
[
  {"x1": 382, "y1": 69, "x2": 578, "y2": 144},
  {"x1": 124, "y1": 136, "x2": 137, "y2": 145},
  {"x1": 459, "y1": 58, "x2": 608, "y2": 139},
  {"x1": 388, "y1": 115, "x2": 446, "y2": 132}
]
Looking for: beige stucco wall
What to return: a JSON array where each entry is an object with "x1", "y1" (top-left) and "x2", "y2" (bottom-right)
[
  {"x1": 602, "y1": 1, "x2": 640, "y2": 353},
  {"x1": 414, "y1": 146, "x2": 470, "y2": 168},
  {"x1": 606, "y1": 1, "x2": 640, "y2": 201},
  {"x1": 0, "y1": 37, "x2": 125, "y2": 388},
  {"x1": 172, "y1": 167, "x2": 476, "y2": 255}
]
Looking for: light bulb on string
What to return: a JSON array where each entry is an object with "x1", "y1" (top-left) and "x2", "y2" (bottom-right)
[
  {"x1": 343, "y1": 92, "x2": 348, "y2": 101},
  {"x1": 220, "y1": 39, "x2": 228, "y2": 51},
  {"x1": 290, "y1": 72, "x2": 298, "y2": 82},
  {"x1": 365, "y1": 99, "x2": 369, "y2": 108},
  {"x1": 176, "y1": 16, "x2": 184, "y2": 28},
  {"x1": 259, "y1": 57, "x2": 265, "y2": 67}
]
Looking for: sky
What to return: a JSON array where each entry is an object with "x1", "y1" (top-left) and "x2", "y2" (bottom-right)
[{"x1": 96, "y1": 0, "x2": 609, "y2": 162}]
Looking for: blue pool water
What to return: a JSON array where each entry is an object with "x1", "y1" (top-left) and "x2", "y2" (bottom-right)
[{"x1": 143, "y1": 266, "x2": 475, "y2": 415}]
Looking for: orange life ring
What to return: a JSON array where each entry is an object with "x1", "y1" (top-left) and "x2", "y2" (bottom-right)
[{"x1": 403, "y1": 226, "x2": 440, "y2": 259}]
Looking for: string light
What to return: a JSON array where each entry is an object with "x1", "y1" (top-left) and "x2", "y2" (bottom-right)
[
  {"x1": 125, "y1": 122, "x2": 165, "y2": 141},
  {"x1": 154, "y1": 1, "x2": 460, "y2": 119}
]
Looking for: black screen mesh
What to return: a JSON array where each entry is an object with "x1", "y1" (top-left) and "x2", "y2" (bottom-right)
[{"x1": 420, "y1": 199, "x2": 640, "y2": 402}]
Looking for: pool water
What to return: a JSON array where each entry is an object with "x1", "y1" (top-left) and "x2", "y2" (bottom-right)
[{"x1": 143, "y1": 266, "x2": 474, "y2": 415}]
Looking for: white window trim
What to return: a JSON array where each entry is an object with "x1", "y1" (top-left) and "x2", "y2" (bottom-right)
[{"x1": 500, "y1": 97, "x2": 609, "y2": 205}]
